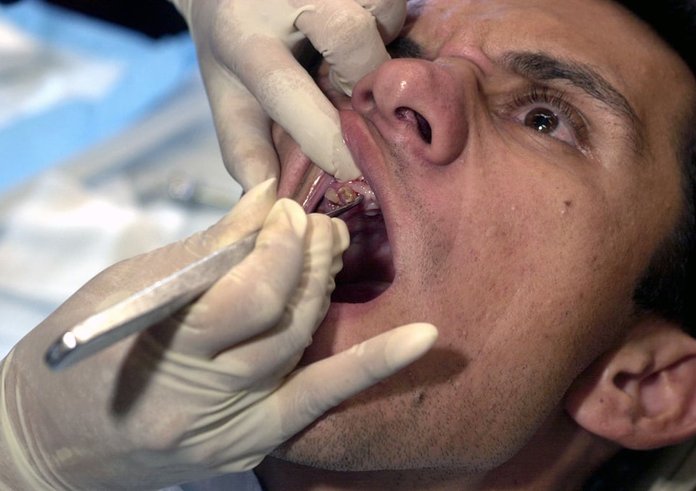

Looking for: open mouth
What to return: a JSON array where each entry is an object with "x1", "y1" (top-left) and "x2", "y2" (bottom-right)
[{"x1": 298, "y1": 170, "x2": 395, "y2": 304}]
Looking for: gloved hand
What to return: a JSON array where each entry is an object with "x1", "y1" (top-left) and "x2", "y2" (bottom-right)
[
  {"x1": 170, "y1": 0, "x2": 407, "y2": 190},
  {"x1": 0, "y1": 180, "x2": 437, "y2": 490}
]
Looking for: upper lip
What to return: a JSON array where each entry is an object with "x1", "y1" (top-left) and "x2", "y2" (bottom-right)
[
  {"x1": 337, "y1": 107, "x2": 393, "y2": 229},
  {"x1": 339, "y1": 108, "x2": 403, "y2": 289}
]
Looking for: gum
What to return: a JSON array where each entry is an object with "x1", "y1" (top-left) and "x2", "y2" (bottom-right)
[{"x1": 318, "y1": 177, "x2": 379, "y2": 215}]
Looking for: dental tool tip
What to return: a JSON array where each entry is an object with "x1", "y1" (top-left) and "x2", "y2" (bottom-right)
[{"x1": 324, "y1": 194, "x2": 364, "y2": 218}]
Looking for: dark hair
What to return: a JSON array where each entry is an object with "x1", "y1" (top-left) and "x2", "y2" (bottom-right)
[
  {"x1": 587, "y1": 3, "x2": 696, "y2": 488},
  {"x1": 587, "y1": 116, "x2": 696, "y2": 491},
  {"x1": 613, "y1": 1, "x2": 695, "y2": 75},
  {"x1": 622, "y1": 0, "x2": 696, "y2": 336},
  {"x1": 633, "y1": 109, "x2": 696, "y2": 335}
]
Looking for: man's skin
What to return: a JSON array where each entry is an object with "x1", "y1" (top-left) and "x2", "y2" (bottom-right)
[{"x1": 260, "y1": 0, "x2": 696, "y2": 489}]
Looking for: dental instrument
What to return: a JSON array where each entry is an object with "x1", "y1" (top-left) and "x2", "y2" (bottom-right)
[{"x1": 44, "y1": 195, "x2": 363, "y2": 370}]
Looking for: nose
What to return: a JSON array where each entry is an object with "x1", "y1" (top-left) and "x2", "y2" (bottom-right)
[{"x1": 351, "y1": 58, "x2": 471, "y2": 166}]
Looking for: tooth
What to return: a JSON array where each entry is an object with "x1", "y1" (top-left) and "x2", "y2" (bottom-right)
[
  {"x1": 364, "y1": 201, "x2": 380, "y2": 211},
  {"x1": 324, "y1": 188, "x2": 340, "y2": 204},
  {"x1": 338, "y1": 185, "x2": 358, "y2": 204}
]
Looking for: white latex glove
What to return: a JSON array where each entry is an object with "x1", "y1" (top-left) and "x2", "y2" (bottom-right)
[
  {"x1": 0, "y1": 180, "x2": 437, "y2": 490},
  {"x1": 170, "y1": 0, "x2": 407, "y2": 190}
]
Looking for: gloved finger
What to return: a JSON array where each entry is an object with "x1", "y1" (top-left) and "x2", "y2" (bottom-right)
[
  {"x1": 65, "y1": 178, "x2": 278, "y2": 325},
  {"x1": 167, "y1": 198, "x2": 308, "y2": 357},
  {"x1": 270, "y1": 323, "x2": 438, "y2": 442},
  {"x1": 212, "y1": 214, "x2": 348, "y2": 384},
  {"x1": 168, "y1": 0, "x2": 192, "y2": 19},
  {"x1": 356, "y1": 0, "x2": 408, "y2": 43},
  {"x1": 228, "y1": 38, "x2": 359, "y2": 181},
  {"x1": 212, "y1": 177, "x2": 278, "y2": 240},
  {"x1": 200, "y1": 61, "x2": 280, "y2": 191},
  {"x1": 329, "y1": 217, "x2": 350, "y2": 278},
  {"x1": 294, "y1": 0, "x2": 393, "y2": 95}
]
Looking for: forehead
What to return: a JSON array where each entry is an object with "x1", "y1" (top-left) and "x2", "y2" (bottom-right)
[
  {"x1": 406, "y1": 0, "x2": 695, "y2": 156},
  {"x1": 408, "y1": 0, "x2": 671, "y2": 66}
]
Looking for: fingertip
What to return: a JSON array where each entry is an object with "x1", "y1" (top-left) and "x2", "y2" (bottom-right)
[
  {"x1": 329, "y1": 69, "x2": 354, "y2": 97},
  {"x1": 219, "y1": 178, "x2": 277, "y2": 226},
  {"x1": 363, "y1": 0, "x2": 408, "y2": 44},
  {"x1": 384, "y1": 323, "x2": 439, "y2": 372},
  {"x1": 330, "y1": 137, "x2": 361, "y2": 181},
  {"x1": 273, "y1": 323, "x2": 439, "y2": 427},
  {"x1": 265, "y1": 198, "x2": 308, "y2": 239},
  {"x1": 246, "y1": 178, "x2": 278, "y2": 202},
  {"x1": 232, "y1": 161, "x2": 280, "y2": 193},
  {"x1": 330, "y1": 218, "x2": 350, "y2": 255}
]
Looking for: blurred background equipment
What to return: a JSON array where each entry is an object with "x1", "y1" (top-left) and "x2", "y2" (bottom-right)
[
  {"x1": 0, "y1": 0, "x2": 241, "y2": 357},
  {"x1": 1, "y1": 0, "x2": 187, "y2": 38}
]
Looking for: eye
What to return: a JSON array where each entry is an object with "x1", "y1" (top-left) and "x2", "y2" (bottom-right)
[
  {"x1": 525, "y1": 107, "x2": 558, "y2": 133},
  {"x1": 506, "y1": 87, "x2": 589, "y2": 149},
  {"x1": 518, "y1": 105, "x2": 576, "y2": 146}
]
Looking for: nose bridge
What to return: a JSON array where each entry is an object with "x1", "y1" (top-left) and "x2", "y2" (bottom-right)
[{"x1": 351, "y1": 57, "x2": 474, "y2": 166}]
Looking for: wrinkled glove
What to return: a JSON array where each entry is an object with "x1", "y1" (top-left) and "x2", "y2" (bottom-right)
[
  {"x1": 0, "y1": 180, "x2": 437, "y2": 490},
  {"x1": 170, "y1": 0, "x2": 407, "y2": 190}
]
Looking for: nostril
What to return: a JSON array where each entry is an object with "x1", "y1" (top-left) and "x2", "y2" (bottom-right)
[
  {"x1": 394, "y1": 106, "x2": 410, "y2": 121},
  {"x1": 414, "y1": 112, "x2": 432, "y2": 144},
  {"x1": 395, "y1": 107, "x2": 432, "y2": 144}
]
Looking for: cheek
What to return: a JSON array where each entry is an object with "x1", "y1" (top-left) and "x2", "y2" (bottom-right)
[
  {"x1": 400, "y1": 162, "x2": 639, "y2": 368},
  {"x1": 384, "y1": 205, "x2": 632, "y2": 468},
  {"x1": 272, "y1": 124, "x2": 315, "y2": 199},
  {"x1": 272, "y1": 123, "x2": 294, "y2": 173}
]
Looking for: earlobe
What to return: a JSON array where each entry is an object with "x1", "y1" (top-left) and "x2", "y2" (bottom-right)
[{"x1": 565, "y1": 316, "x2": 696, "y2": 450}]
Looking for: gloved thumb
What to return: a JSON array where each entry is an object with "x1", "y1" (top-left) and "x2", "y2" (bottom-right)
[{"x1": 272, "y1": 323, "x2": 438, "y2": 439}]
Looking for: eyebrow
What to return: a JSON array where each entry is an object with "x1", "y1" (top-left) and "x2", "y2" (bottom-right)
[
  {"x1": 387, "y1": 36, "x2": 426, "y2": 59},
  {"x1": 502, "y1": 51, "x2": 644, "y2": 151}
]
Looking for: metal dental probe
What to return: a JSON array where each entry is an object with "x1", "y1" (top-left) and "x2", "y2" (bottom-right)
[{"x1": 44, "y1": 196, "x2": 364, "y2": 370}]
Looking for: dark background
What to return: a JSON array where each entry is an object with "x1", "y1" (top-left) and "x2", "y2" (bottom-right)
[{"x1": 0, "y1": 0, "x2": 188, "y2": 38}]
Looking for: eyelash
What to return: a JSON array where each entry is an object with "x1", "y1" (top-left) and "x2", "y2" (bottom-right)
[{"x1": 504, "y1": 86, "x2": 589, "y2": 147}]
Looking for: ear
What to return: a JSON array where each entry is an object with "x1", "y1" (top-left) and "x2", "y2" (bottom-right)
[{"x1": 565, "y1": 316, "x2": 696, "y2": 450}]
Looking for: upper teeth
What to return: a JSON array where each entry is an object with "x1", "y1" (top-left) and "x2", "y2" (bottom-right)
[
  {"x1": 339, "y1": 186, "x2": 358, "y2": 204},
  {"x1": 324, "y1": 187, "x2": 341, "y2": 204},
  {"x1": 324, "y1": 186, "x2": 361, "y2": 206},
  {"x1": 323, "y1": 177, "x2": 381, "y2": 213}
]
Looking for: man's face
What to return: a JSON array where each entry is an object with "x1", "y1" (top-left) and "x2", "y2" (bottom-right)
[{"x1": 273, "y1": 0, "x2": 694, "y2": 473}]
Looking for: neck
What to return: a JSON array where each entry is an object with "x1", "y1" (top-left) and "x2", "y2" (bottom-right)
[
  {"x1": 478, "y1": 409, "x2": 619, "y2": 490},
  {"x1": 256, "y1": 459, "x2": 481, "y2": 490},
  {"x1": 256, "y1": 411, "x2": 619, "y2": 491}
]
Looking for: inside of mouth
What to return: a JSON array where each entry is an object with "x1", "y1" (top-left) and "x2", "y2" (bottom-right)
[
  {"x1": 316, "y1": 177, "x2": 380, "y2": 216},
  {"x1": 308, "y1": 173, "x2": 395, "y2": 303}
]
